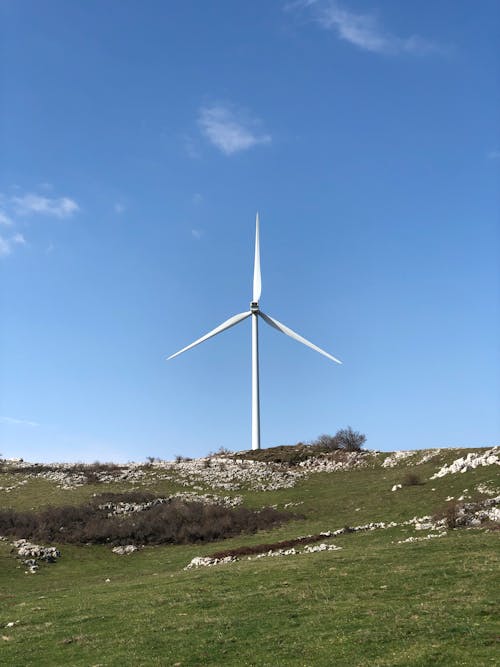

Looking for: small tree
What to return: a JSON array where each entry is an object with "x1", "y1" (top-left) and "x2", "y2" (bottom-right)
[
  {"x1": 312, "y1": 434, "x2": 340, "y2": 451},
  {"x1": 332, "y1": 427, "x2": 366, "y2": 451}
]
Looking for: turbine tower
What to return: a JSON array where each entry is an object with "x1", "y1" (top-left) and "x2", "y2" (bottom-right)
[{"x1": 167, "y1": 214, "x2": 342, "y2": 450}]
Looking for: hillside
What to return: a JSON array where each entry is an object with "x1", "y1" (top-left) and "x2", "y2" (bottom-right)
[{"x1": 0, "y1": 446, "x2": 498, "y2": 666}]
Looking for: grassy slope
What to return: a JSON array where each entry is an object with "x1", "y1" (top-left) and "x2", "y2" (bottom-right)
[{"x1": 0, "y1": 448, "x2": 498, "y2": 667}]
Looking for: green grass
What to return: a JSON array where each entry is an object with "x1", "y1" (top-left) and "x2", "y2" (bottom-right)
[{"x1": 0, "y1": 447, "x2": 498, "y2": 666}]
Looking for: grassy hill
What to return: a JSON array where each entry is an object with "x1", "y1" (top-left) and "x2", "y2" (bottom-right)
[{"x1": 0, "y1": 446, "x2": 498, "y2": 666}]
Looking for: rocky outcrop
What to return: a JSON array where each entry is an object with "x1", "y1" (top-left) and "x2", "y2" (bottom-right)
[
  {"x1": 12, "y1": 539, "x2": 61, "y2": 573},
  {"x1": 430, "y1": 447, "x2": 499, "y2": 479}
]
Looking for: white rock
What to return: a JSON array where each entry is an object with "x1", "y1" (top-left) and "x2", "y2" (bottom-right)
[
  {"x1": 111, "y1": 545, "x2": 138, "y2": 555},
  {"x1": 382, "y1": 451, "x2": 415, "y2": 468},
  {"x1": 431, "y1": 447, "x2": 499, "y2": 479}
]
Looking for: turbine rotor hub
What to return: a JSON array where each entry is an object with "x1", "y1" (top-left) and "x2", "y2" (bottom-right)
[{"x1": 250, "y1": 301, "x2": 259, "y2": 313}]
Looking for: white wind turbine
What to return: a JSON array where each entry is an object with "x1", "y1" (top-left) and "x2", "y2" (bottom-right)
[{"x1": 167, "y1": 214, "x2": 342, "y2": 450}]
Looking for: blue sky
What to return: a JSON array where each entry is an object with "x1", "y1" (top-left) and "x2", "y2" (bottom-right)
[{"x1": 1, "y1": 0, "x2": 498, "y2": 462}]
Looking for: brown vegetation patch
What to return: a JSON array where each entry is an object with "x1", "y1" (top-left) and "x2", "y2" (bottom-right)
[
  {"x1": 402, "y1": 472, "x2": 424, "y2": 487},
  {"x1": 0, "y1": 500, "x2": 293, "y2": 546},
  {"x1": 208, "y1": 531, "x2": 337, "y2": 559}
]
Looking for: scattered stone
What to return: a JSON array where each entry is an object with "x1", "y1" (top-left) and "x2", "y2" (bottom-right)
[
  {"x1": 1, "y1": 461, "x2": 147, "y2": 490},
  {"x1": 396, "y1": 533, "x2": 447, "y2": 544},
  {"x1": 303, "y1": 543, "x2": 342, "y2": 554},
  {"x1": 283, "y1": 501, "x2": 304, "y2": 509},
  {"x1": 297, "y1": 451, "x2": 370, "y2": 473},
  {"x1": 0, "y1": 479, "x2": 28, "y2": 493},
  {"x1": 156, "y1": 456, "x2": 306, "y2": 492},
  {"x1": 13, "y1": 539, "x2": 60, "y2": 562},
  {"x1": 111, "y1": 545, "x2": 138, "y2": 555},
  {"x1": 416, "y1": 449, "x2": 442, "y2": 464},
  {"x1": 476, "y1": 482, "x2": 500, "y2": 496},
  {"x1": 431, "y1": 447, "x2": 499, "y2": 479},
  {"x1": 184, "y1": 555, "x2": 237, "y2": 569},
  {"x1": 382, "y1": 451, "x2": 416, "y2": 468},
  {"x1": 11, "y1": 539, "x2": 61, "y2": 574},
  {"x1": 99, "y1": 492, "x2": 242, "y2": 517}
]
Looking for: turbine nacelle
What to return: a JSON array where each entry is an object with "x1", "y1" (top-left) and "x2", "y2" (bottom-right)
[{"x1": 250, "y1": 301, "x2": 259, "y2": 313}]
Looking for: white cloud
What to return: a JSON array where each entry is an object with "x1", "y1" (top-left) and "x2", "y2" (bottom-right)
[
  {"x1": 0, "y1": 187, "x2": 79, "y2": 258},
  {"x1": 290, "y1": 1, "x2": 443, "y2": 56},
  {"x1": 0, "y1": 415, "x2": 39, "y2": 427},
  {"x1": 13, "y1": 193, "x2": 79, "y2": 218},
  {"x1": 198, "y1": 104, "x2": 271, "y2": 155},
  {"x1": 191, "y1": 228, "x2": 203, "y2": 240},
  {"x1": 0, "y1": 235, "x2": 11, "y2": 256},
  {"x1": 0, "y1": 232, "x2": 25, "y2": 256},
  {"x1": 0, "y1": 210, "x2": 13, "y2": 226}
]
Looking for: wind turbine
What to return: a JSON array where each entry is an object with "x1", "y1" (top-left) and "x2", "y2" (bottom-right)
[{"x1": 167, "y1": 214, "x2": 342, "y2": 450}]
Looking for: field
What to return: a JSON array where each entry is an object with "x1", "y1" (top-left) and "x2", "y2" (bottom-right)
[{"x1": 0, "y1": 446, "x2": 498, "y2": 666}]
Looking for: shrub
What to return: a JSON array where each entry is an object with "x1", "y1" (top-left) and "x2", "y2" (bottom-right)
[
  {"x1": 310, "y1": 434, "x2": 340, "y2": 451},
  {"x1": 216, "y1": 446, "x2": 233, "y2": 456},
  {"x1": 308, "y1": 427, "x2": 366, "y2": 452},
  {"x1": 434, "y1": 501, "x2": 461, "y2": 529},
  {"x1": 332, "y1": 427, "x2": 366, "y2": 452},
  {"x1": 402, "y1": 472, "x2": 423, "y2": 487},
  {"x1": 175, "y1": 455, "x2": 192, "y2": 463},
  {"x1": 0, "y1": 499, "x2": 293, "y2": 547}
]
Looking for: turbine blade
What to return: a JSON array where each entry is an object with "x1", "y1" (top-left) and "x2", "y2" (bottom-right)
[
  {"x1": 252, "y1": 212, "x2": 262, "y2": 302},
  {"x1": 167, "y1": 311, "x2": 252, "y2": 360},
  {"x1": 259, "y1": 311, "x2": 342, "y2": 364}
]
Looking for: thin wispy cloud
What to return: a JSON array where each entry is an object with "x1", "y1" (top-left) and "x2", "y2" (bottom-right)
[
  {"x1": 191, "y1": 228, "x2": 203, "y2": 240},
  {"x1": 198, "y1": 104, "x2": 271, "y2": 156},
  {"x1": 289, "y1": 1, "x2": 444, "y2": 56},
  {"x1": 0, "y1": 235, "x2": 11, "y2": 256},
  {"x1": 0, "y1": 187, "x2": 80, "y2": 258},
  {"x1": 12, "y1": 233, "x2": 25, "y2": 245},
  {"x1": 487, "y1": 150, "x2": 500, "y2": 160},
  {"x1": 0, "y1": 232, "x2": 26, "y2": 256},
  {"x1": 0, "y1": 211, "x2": 13, "y2": 226},
  {"x1": 13, "y1": 193, "x2": 79, "y2": 218},
  {"x1": 0, "y1": 415, "x2": 39, "y2": 427},
  {"x1": 114, "y1": 202, "x2": 126, "y2": 214}
]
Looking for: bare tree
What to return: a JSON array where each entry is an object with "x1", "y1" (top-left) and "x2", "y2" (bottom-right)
[{"x1": 332, "y1": 427, "x2": 366, "y2": 451}]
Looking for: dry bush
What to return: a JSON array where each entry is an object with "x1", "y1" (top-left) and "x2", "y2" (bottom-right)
[
  {"x1": 331, "y1": 427, "x2": 366, "y2": 452},
  {"x1": 308, "y1": 427, "x2": 366, "y2": 453},
  {"x1": 310, "y1": 434, "x2": 340, "y2": 451},
  {"x1": 434, "y1": 501, "x2": 461, "y2": 529},
  {"x1": 402, "y1": 472, "x2": 423, "y2": 487},
  {"x1": 0, "y1": 500, "x2": 293, "y2": 547}
]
